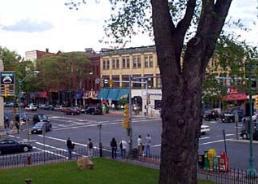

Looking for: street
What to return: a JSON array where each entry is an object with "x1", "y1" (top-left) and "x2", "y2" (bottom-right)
[{"x1": 2, "y1": 108, "x2": 258, "y2": 170}]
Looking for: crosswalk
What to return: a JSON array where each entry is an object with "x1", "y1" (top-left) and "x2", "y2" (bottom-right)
[{"x1": 48, "y1": 115, "x2": 161, "y2": 131}]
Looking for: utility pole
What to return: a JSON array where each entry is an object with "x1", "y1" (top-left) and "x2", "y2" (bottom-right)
[{"x1": 128, "y1": 76, "x2": 133, "y2": 154}]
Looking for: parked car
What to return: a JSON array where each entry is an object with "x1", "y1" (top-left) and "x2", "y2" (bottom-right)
[
  {"x1": 85, "y1": 106, "x2": 102, "y2": 115},
  {"x1": 203, "y1": 110, "x2": 219, "y2": 121},
  {"x1": 32, "y1": 114, "x2": 49, "y2": 125},
  {"x1": 240, "y1": 117, "x2": 258, "y2": 140},
  {"x1": 31, "y1": 121, "x2": 52, "y2": 134},
  {"x1": 201, "y1": 125, "x2": 210, "y2": 135},
  {"x1": 0, "y1": 139, "x2": 32, "y2": 155},
  {"x1": 39, "y1": 104, "x2": 54, "y2": 110},
  {"x1": 64, "y1": 107, "x2": 81, "y2": 115},
  {"x1": 25, "y1": 104, "x2": 37, "y2": 111}
]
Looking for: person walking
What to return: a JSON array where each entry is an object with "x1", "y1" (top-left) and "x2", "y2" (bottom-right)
[
  {"x1": 66, "y1": 137, "x2": 74, "y2": 160},
  {"x1": 144, "y1": 134, "x2": 151, "y2": 157},
  {"x1": 110, "y1": 137, "x2": 117, "y2": 159},
  {"x1": 88, "y1": 138, "x2": 94, "y2": 158},
  {"x1": 137, "y1": 135, "x2": 143, "y2": 156}
]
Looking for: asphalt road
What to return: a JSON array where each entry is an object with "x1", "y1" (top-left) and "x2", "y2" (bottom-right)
[{"x1": 2, "y1": 108, "x2": 258, "y2": 170}]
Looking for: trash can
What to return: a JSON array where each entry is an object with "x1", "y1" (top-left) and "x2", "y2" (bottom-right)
[{"x1": 131, "y1": 148, "x2": 138, "y2": 159}]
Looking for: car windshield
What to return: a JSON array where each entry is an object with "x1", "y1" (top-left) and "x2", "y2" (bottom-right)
[
  {"x1": 38, "y1": 114, "x2": 47, "y2": 120},
  {"x1": 34, "y1": 122, "x2": 45, "y2": 128}
]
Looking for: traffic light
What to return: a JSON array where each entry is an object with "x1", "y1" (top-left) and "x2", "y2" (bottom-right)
[
  {"x1": 123, "y1": 104, "x2": 129, "y2": 129},
  {"x1": 3, "y1": 84, "x2": 10, "y2": 97},
  {"x1": 109, "y1": 80, "x2": 113, "y2": 88},
  {"x1": 255, "y1": 96, "x2": 258, "y2": 109}
]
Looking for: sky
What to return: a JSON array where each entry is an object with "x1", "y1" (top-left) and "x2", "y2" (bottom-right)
[{"x1": 0, "y1": 0, "x2": 257, "y2": 57}]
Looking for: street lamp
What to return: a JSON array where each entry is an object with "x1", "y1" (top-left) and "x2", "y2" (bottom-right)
[
  {"x1": 247, "y1": 58, "x2": 258, "y2": 177},
  {"x1": 97, "y1": 123, "x2": 103, "y2": 157},
  {"x1": 18, "y1": 71, "x2": 39, "y2": 141}
]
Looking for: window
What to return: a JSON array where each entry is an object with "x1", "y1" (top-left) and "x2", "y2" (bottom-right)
[
  {"x1": 133, "y1": 56, "x2": 141, "y2": 68},
  {"x1": 122, "y1": 56, "x2": 130, "y2": 69},
  {"x1": 144, "y1": 55, "x2": 153, "y2": 68},
  {"x1": 103, "y1": 59, "x2": 110, "y2": 70},
  {"x1": 112, "y1": 59, "x2": 116, "y2": 69},
  {"x1": 156, "y1": 74, "x2": 162, "y2": 88}
]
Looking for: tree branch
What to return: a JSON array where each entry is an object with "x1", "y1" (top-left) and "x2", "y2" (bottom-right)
[
  {"x1": 174, "y1": 0, "x2": 197, "y2": 71},
  {"x1": 151, "y1": 0, "x2": 179, "y2": 75}
]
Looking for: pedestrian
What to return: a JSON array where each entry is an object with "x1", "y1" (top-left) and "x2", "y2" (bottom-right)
[
  {"x1": 88, "y1": 138, "x2": 94, "y2": 158},
  {"x1": 110, "y1": 137, "x2": 117, "y2": 159},
  {"x1": 137, "y1": 135, "x2": 143, "y2": 156},
  {"x1": 144, "y1": 134, "x2": 151, "y2": 157},
  {"x1": 66, "y1": 137, "x2": 74, "y2": 160},
  {"x1": 15, "y1": 121, "x2": 20, "y2": 134},
  {"x1": 119, "y1": 140, "x2": 128, "y2": 159}
]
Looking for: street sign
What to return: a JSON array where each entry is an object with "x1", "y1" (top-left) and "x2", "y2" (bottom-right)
[{"x1": 0, "y1": 71, "x2": 15, "y2": 97}]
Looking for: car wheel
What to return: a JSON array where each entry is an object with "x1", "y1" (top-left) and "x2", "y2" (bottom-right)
[{"x1": 23, "y1": 146, "x2": 29, "y2": 152}]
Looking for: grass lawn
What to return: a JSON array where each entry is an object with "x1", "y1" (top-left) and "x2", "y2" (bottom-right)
[{"x1": 0, "y1": 158, "x2": 213, "y2": 184}]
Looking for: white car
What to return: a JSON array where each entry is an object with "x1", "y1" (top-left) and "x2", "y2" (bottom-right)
[
  {"x1": 201, "y1": 125, "x2": 210, "y2": 135},
  {"x1": 25, "y1": 104, "x2": 37, "y2": 111}
]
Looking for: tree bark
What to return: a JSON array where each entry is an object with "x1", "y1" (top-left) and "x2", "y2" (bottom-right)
[{"x1": 151, "y1": 0, "x2": 232, "y2": 183}]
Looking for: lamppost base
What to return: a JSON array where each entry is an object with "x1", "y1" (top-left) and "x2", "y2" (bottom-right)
[{"x1": 247, "y1": 168, "x2": 258, "y2": 177}]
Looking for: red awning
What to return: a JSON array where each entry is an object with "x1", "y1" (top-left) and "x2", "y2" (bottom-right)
[{"x1": 222, "y1": 93, "x2": 247, "y2": 101}]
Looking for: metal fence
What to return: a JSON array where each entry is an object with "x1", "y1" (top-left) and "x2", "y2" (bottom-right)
[
  {"x1": 0, "y1": 147, "x2": 99, "y2": 169},
  {"x1": 1, "y1": 148, "x2": 258, "y2": 184}
]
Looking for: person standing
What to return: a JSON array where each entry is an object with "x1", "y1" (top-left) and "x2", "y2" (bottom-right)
[
  {"x1": 66, "y1": 137, "x2": 74, "y2": 160},
  {"x1": 110, "y1": 137, "x2": 117, "y2": 159},
  {"x1": 137, "y1": 135, "x2": 143, "y2": 156},
  {"x1": 144, "y1": 134, "x2": 151, "y2": 157},
  {"x1": 119, "y1": 140, "x2": 128, "y2": 159},
  {"x1": 88, "y1": 138, "x2": 94, "y2": 158}
]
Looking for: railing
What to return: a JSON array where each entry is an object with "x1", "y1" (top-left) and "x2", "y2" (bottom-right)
[
  {"x1": 1, "y1": 148, "x2": 258, "y2": 184},
  {"x1": 0, "y1": 147, "x2": 99, "y2": 169}
]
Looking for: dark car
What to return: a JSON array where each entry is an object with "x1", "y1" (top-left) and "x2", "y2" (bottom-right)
[
  {"x1": 64, "y1": 107, "x2": 81, "y2": 115},
  {"x1": 31, "y1": 121, "x2": 52, "y2": 134},
  {"x1": 32, "y1": 114, "x2": 49, "y2": 125},
  {"x1": 0, "y1": 139, "x2": 32, "y2": 155},
  {"x1": 85, "y1": 106, "x2": 102, "y2": 115},
  {"x1": 221, "y1": 112, "x2": 235, "y2": 123},
  {"x1": 203, "y1": 110, "x2": 219, "y2": 121}
]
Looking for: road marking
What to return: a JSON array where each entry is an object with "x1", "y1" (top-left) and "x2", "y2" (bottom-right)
[
  {"x1": 32, "y1": 146, "x2": 67, "y2": 159},
  {"x1": 200, "y1": 139, "x2": 233, "y2": 145},
  {"x1": 200, "y1": 136, "x2": 209, "y2": 140}
]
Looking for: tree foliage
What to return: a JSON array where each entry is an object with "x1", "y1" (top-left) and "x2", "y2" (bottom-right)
[{"x1": 36, "y1": 52, "x2": 91, "y2": 92}]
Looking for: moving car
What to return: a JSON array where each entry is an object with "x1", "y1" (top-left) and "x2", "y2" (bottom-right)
[
  {"x1": 31, "y1": 121, "x2": 52, "y2": 134},
  {"x1": 201, "y1": 125, "x2": 210, "y2": 135},
  {"x1": 0, "y1": 139, "x2": 32, "y2": 155},
  {"x1": 85, "y1": 106, "x2": 102, "y2": 115},
  {"x1": 32, "y1": 114, "x2": 49, "y2": 125},
  {"x1": 221, "y1": 112, "x2": 235, "y2": 123}
]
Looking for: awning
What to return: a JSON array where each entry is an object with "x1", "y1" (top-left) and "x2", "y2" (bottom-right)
[
  {"x1": 97, "y1": 88, "x2": 129, "y2": 101},
  {"x1": 117, "y1": 88, "x2": 129, "y2": 100},
  {"x1": 222, "y1": 93, "x2": 248, "y2": 101},
  {"x1": 97, "y1": 88, "x2": 109, "y2": 99},
  {"x1": 107, "y1": 88, "x2": 120, "y2": 101}
]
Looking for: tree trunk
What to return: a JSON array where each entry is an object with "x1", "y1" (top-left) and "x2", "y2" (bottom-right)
[{"x1": 159, "y1": 71, "x2": 203, "y2": 184}]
